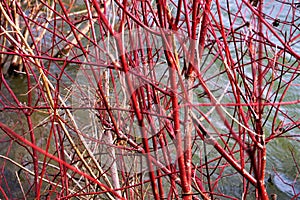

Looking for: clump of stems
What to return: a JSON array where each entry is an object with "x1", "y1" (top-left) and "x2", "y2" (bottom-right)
[{"x1": 0, "y1": 0, "x2": 299, "y2": 199}]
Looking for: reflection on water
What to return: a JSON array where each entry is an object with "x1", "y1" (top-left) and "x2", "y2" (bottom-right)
[{"x1": 0, "y1": 64, "x2": 78, "y2": 199}]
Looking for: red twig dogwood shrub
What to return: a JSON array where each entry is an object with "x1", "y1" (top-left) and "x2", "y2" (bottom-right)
[{"x1": 0, "y1": 0, "x2": 299, "y2": 199}]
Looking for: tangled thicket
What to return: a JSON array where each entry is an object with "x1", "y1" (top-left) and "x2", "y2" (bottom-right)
[{"x1": 0, "y1": 0, "x2": 299, "y2": 199}]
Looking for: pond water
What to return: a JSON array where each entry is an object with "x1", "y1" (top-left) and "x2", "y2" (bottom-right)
[{"x1": 213, "y1": 0, "x2": 300, "y2": 199}]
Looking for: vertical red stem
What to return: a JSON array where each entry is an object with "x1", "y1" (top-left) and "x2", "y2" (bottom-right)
[
  {"x1": 165, "y1": 50, "x2": 191, "y2": 199},
  {"x1": 256, "y1": 1, "x2": 268, "y2": 199}
]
